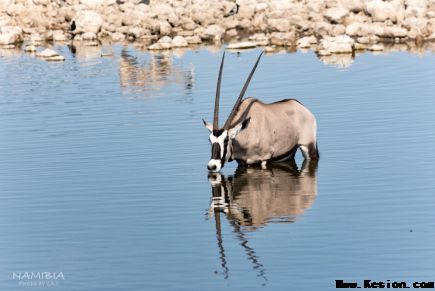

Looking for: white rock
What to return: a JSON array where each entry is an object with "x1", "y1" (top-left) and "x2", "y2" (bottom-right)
[
  {"x1": 248, "y1": 33, "x2": 269, "y2": 46},
  {"x1": 346, "y1": 22, "x2": 385, "y2": 37},
  {"x1": 80, "y1": 0, "x2": 103, "y2": 5},
  {"x1": 249, "y1": 33, "x2": 268, "y2": 41},
  {"x1": 338, "y1": 0, "x2": 365, "y2": 12},
  {"x1": 186, "y1": 35, "x2": 202, "y2": 44},
  {"x1": 269, "y1": 32, "x2": 296, "y2": 46},
  {"x1": 403, "y1": 17, "x2": 428, "y2": 30},
  {"x1": 73, "y1": 34, "x2": 83, "y2": 41},
  {"x1": 0, "y1": 26, "x2": 22, "y2": 45},
  {"x1": 319, "y1": 35, "x2": 355, "y2": 54},
  {"x1": 426, "y1": 32, "x2": 435, "y2": 41},
  {"x1": 74, "y1": 10, "x2": 103, "y2": 34},
  {"x1": 53, "y1": 30, "x2": 67, "y2": 41},
  {"x1": 365, "y1": 0, "x2": 404, "y2": 23},
  {"x1": 111, "y1": 32, "x2": 125, "y2": 42},
  {"x1": 346, "y1": 23, "x2": 367, "y2": 36},
  {"x1": 331, "y1": 25, "x2": 346, "y2": 36},
  {"x1": 127, "y1": 27, "x2": 144, "y2": 39},
  {"x1": 264, "y1": 46, "x2": 276, "y2": 53},
  {"x1": 225, "y1": 29, "x2": 238, "y2": 38},
  {"x1": 30, "y1": 33, "x2": 43, "y2": 44},
  {"x1": 158, "y1": 36, "x2": 172, "y2": 44},
  {"x1": 356, "y1": 35, "x2": 379, "y2": 44},
  {"x1": 148, "y1": 42, "x2": 171, "y2": 50},
  {"x1": 177, "y1": 30, "x2": 194, "y2": 37},
  {"x1": 317, "y1": 49, "x2": 332, "y2": 56},
  {"x1": 354, "y1": 43, "x2": 367, "y2": 50},
  {"x1": 24, "y1": 45, "x2": 37, "y2": 52},
  {"x1": 227, "y1": 41, "x2": 258, "y2": 49},
  {"x1": 0, "y1": 15, "x2": 11, "y2": 27},
  {"x1": 159, "y1": 20, "x2": 172, "y2": 36},
  {"x1": 171, "y1": 36, "x2": 188, "y2": 48},
  {"x1": 36, "y1": 48, "x2": 66, "y2": 61},
  {"x1": 36, "y1": 48, "x2": 59, "y2": 58},
  {"x1": 324, "y1": 8, "x2": 349, "y2": 24},
  {"x1": 0, "y1": 0, "x2": 14, "y2": 9},
  {"x1": 237, "y1": 4, "x2": 255, "y2": 19},
  {"x1": 368, "y1": 44, "x2": 384, "y2": 51},
  {"x1": 6, "y1": 3, "x2": 24, "y2": 16},
  {"x1": 201, "y1": 25, "x2": 224, "y2": 42},
  {"x1": 370, "y1": 23, "x2": 386, "y2": 36},
  {"x1": 268, "y1": 0, "x2": 293, "y2": 12},
  {"x1": 382, "y1": 26, "x2": 407, "y2": 38},
  {"x1": 267, "y1": 19, "x2": 291, "y2": 32},
  {"x1": 255, "y1": 3, "x2": 268, "y2": 13},
  {"x1": 306, "y1": 0, "x2": 324, "y2": 13},
  {"x1": 80, "y1": 0, "x2": 116, "y2": 6},
  {"x1": 254, "y1": 38, "x2": 269, "y2": 46},
  {"x1": 297, "y1": 36, "x2": 317, "y2": 48},
  {"x1": 82, "y1": 32, "x2": 97, "y2": 40},
  {"x1": 149, "y1": 3, "x2": 174, "y2": 19},
  {"x1": 404, "y1": 0, "x2": 428, "y2": 18},
  {"x1": 32, "y1": 0, "x2": 50, "y2": 5},
  {"x1": 181, "y1": 17, "x2": 196, "y2": 31}
]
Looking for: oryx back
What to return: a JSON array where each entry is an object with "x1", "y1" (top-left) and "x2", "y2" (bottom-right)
[{"x1": 231, "y1": 97, "x2": 318, "y2": 164}]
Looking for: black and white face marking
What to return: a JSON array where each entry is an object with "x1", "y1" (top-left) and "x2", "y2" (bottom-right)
[
  {"x1": 203, "y1": 118, "x2": 250, "y2": 172},
  {"x1": 208, "y1": 130, "x2": 231, "y2": 172}
]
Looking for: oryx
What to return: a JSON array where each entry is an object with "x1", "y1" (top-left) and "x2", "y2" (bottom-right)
[{"x1": 203, "y1": 52, "x2": 319, "y2": 172}]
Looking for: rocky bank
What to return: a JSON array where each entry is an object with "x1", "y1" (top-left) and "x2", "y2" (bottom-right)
[{"x1": 1, "y1": 0, "x2": 435, "y2": 55}]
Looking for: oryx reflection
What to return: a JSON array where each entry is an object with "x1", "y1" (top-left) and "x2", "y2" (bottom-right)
[
  {"x1": 207, "y1": 160, "x2": 318, "y2": 283},
  {"x1": 119, "y1": 48, "x2": 195, "y2": 98}
]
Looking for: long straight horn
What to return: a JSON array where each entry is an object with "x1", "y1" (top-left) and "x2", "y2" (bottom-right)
[
  {"x1": 223, "y1": 51, "x2": 263, "y2": 129},
  {"x1": 214, "y1": 52, "x2": 225, "y2": 129}
]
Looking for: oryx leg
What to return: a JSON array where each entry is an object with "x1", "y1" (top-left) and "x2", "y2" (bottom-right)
[
  {"x1": 236, "y1": 160, "x2": 247, "y2": 168},
  {"x1": 300, "y1": 158, "x2": 319, "y2": 176},
  {"x1": 261, "y1": 161, "x2": 267, "y2": 169},
  {"x1": 299, "y1": 143, "x2": 319, "y2": 160}
]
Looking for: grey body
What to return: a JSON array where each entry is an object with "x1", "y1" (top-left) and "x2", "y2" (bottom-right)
[{"x1": 230, "y1": 97, "x2": 318, "y2": 165}]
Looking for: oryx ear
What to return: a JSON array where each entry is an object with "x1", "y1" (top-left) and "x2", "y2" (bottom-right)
[
  {"x1": 203, "y1": 119, "x2": 213, "y2": 132},
  {"x1": 228, "y1": 117, "x2": 251, "y2": 139}
]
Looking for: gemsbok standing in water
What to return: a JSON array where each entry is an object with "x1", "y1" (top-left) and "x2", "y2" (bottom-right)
[{"x1": 203, "y1": 51, "x2": 319, "y2": 172}]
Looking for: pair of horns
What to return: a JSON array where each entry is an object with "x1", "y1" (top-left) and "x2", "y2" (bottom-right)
[{"x1": 213, "y1": 51, "x2": 264, "y2": 130}]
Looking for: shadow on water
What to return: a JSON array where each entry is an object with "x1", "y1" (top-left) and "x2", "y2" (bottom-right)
[{"x1": 207, "y1": 159, "x2": 318, "y2": 284}]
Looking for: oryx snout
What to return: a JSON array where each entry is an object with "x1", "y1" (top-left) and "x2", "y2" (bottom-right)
[{"x1": 207, "y1": 159, "x2": 222, "y2": 172}]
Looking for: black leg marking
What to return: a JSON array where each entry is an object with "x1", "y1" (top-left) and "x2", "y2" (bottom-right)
[{"x1": 308, "y1": 142, "x2": 319, "y2": 159}]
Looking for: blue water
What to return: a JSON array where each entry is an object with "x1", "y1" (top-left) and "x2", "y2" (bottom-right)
[{"x1": 1, "y1": 45, "x2": 435, "y2": 290}]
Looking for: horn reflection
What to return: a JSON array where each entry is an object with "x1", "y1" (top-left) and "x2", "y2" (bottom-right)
[{"x1": 207, "y1": 159, "x2": 318, "y2": 283}]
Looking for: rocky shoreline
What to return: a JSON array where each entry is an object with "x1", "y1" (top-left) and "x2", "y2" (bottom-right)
[{"x1": 1, "y1": 0, "x2": 434, "y2": 56}]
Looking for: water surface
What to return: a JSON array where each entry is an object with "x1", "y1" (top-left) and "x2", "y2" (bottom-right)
[{"x1": 1, "y1": 44, "x2": 435, "y2": 290}]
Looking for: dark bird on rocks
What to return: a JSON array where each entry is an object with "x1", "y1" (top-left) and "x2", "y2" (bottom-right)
[
  {"x1": 224, "y1": 3, "x2": 239, "y2": 17},
  {"x1": 69, "y1": 20, "x2": 76, "y2": 32}
]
